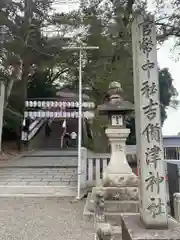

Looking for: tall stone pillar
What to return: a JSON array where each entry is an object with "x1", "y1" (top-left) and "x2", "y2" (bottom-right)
[
  {"x1": 120, "y1": 13, "x2": 180, "y2": 240},
  {"x1": 0, "y1": 81, "x2": 5, "y2": 152},
  {"x1": 132, "y1": 14, "x2": 168, "y2": 229}
]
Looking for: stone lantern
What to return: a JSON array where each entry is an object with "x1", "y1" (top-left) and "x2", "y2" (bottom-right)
[
  {"x1": 84, "y1": 82, "x2": 139, "y2": 234},
  {"x1": 98, "y1": 81, "x2": 137, "y2": 187}
]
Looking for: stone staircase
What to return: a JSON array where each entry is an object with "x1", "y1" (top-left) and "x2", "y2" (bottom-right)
[
  {"x1": 0, "y1": 150, "x2": 78, "y2": 197},
  {"x1": 6, "y1": 117, "x2": 80, "y2": 197},
  {"x1": 41, "y1": 120, "x2": 64, "y2": 148},
  {"x1": 41, "y1": 119, "x2": 78, "y2": 149}
]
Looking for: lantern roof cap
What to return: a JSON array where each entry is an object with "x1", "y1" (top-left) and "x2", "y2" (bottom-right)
[{"x1": 98, "y1": 81, "x2": 134, "y2": 115}]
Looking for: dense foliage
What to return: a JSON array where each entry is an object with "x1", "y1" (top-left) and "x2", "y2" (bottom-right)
[{"x1": 0, "y1": 0, "x2": 180, "y2": 147}]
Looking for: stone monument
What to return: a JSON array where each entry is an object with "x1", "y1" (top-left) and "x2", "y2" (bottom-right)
[
  {"x1": 121, "y1": 13, "x2": 180, "y2": 240},
  {"x1": 84, "y1": 81, "x2": 139, "y2": 239}
]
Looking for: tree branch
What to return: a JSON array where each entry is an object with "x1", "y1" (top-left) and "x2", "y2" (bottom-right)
[
  {"x1": 123, "y1": 0, "x2": 135, "y2": 26},
  {"x1": 156, "y1": 22, "x2": 180, "y2": 40},
  {"x1": 51, "y1": 68, "x2": 69, "y2": 81}
]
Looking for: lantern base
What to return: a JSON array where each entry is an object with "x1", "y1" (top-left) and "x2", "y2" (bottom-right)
[
  {"x1": 102, "y1": 172, "x2": 138, "y2": 187},
  {"x1": 103, "y1": 126, "x2": 138, "y2": 187}
]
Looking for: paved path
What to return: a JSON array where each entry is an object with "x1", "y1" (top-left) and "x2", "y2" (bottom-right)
[{"x1": 0, "y1": 197, "x2": 94, "y2": 240}]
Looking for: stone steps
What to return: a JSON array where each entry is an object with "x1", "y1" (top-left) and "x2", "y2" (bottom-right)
[
  {"x1": 84, "y1": 205, "x2": 137, "y2": 225},
  {"x1": 83, "y1": 193, "x2": 139, "y2": 221},
  {"x1": 0, "y1": 166, "x2": 78, "y2": 197},
  {"x1": 111, "y1": 225, "x2": 122, "y2": 239},
  {"x1": 105, "y1": 200, "x2": 139, "y2": 213},
  {"x1": 0, "y1": 147, "x2": 80, "y2": 197}
]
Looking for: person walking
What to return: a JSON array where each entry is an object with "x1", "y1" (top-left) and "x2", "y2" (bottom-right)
[
  {"x1": 61, "y1": 119, "x2": 66, "y2": 148},
  {"x1": 64, "y1": 132, "x2": 70, "y2": 148},
  {"x1": 23, "y1": 116, "x2": 31, "y2": 141},
  {"x1": 70, "y1": 131, "x2": 77, "y2": 147},
  {"x1": 45, "y1": 119, "x2": 52, "y2": 137}
]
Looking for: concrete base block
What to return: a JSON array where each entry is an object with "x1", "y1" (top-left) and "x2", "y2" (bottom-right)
[
  {"x1": 84, "y1": 187, "x2": 139, "y2": 214},
  {"x1": 83, "y1": 193, "x2": 139, "y2": 224},
  {"x1": 122, "y1": 214, "x2": 180, "y2": 240},
  {"x1": 92, "y1": 186, "x2": 139, "y2": 201}
]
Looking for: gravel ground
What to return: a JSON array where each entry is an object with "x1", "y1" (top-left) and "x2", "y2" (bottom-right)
[{"x1": 0, "y1": 197, "x2": 94, "y2": 240}]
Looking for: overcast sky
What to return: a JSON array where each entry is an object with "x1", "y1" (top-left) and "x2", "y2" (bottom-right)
[
  {"x1": 158, "y1": 40, "x2": 180, "y2": 136},
  {"x1": 147, "y1": 0, "x2": 180, "y2": 136},
  {"x1": 54, "y1": 1, "x2": 180, "y2": 136}
]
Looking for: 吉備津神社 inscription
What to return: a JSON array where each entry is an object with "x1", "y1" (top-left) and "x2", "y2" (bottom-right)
[
  {"x1": 145, "y1": 145, "x2": 161, "y2": 169},
  {"x1": 141, "y1": 81, "x2": 157, "y2": 98},
  {"x1": 145, "y1": 171, "x2": 164, "y2": 193},
  {"x1": 141, "y1": 60, "x2": 155, "y2": 78},
  {"x1": 143, "y1": 99, "x2": 158, "y2": 120},
  {"x1": 147, "y1": 197, "x2": 165, "y2": 219},
  {"x1": 132, "y1": 14, "x2": 168, "y2": 228},
  {"x1": 142, "y1": 123, "x2": 161, "y2": 143}
]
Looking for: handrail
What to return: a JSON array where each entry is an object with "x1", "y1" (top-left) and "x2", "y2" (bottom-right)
[
  {"x1": 27, "y1": 120, "x2": 44, "y2": 140},
  {"x1": 21, "y1": 119, "x2": 45, "y2": 141},
  {"x1": 61, "y1": 126, "x2": 66, "y2": 148},
  {"x1": 29, "y1": 120, "x2": 39, "y2": 132}
]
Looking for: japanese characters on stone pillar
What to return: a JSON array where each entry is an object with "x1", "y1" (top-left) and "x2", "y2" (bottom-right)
[{"x1": 132, "y1": 14, "x2": 168, "y2": 228}]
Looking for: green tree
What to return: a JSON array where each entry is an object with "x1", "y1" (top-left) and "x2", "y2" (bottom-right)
[
  {"x1": 64, "y1": 1, "x2": 179, "y2": 109},
  {"x1": 0, "y1": 0, "x2": 78, "y2": 142},
  {"x1": 27, "y1": 69, "x2": 59, "y2": 98},
  {"x1": 159, "y1": 68, "x2": 179, "y2": 121},
  {"x1": 0, "y1": 0, "x2": 56, "y2": 110},
  {"x1": 1, "y1": 0, "x2": 180, "y2": 149},
  {"x1": 0, "y1": 0, "x2": 54, "y2": 140},
  {"x1": 63, "y1": 0, "x2": 179, "y2": 150}
]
